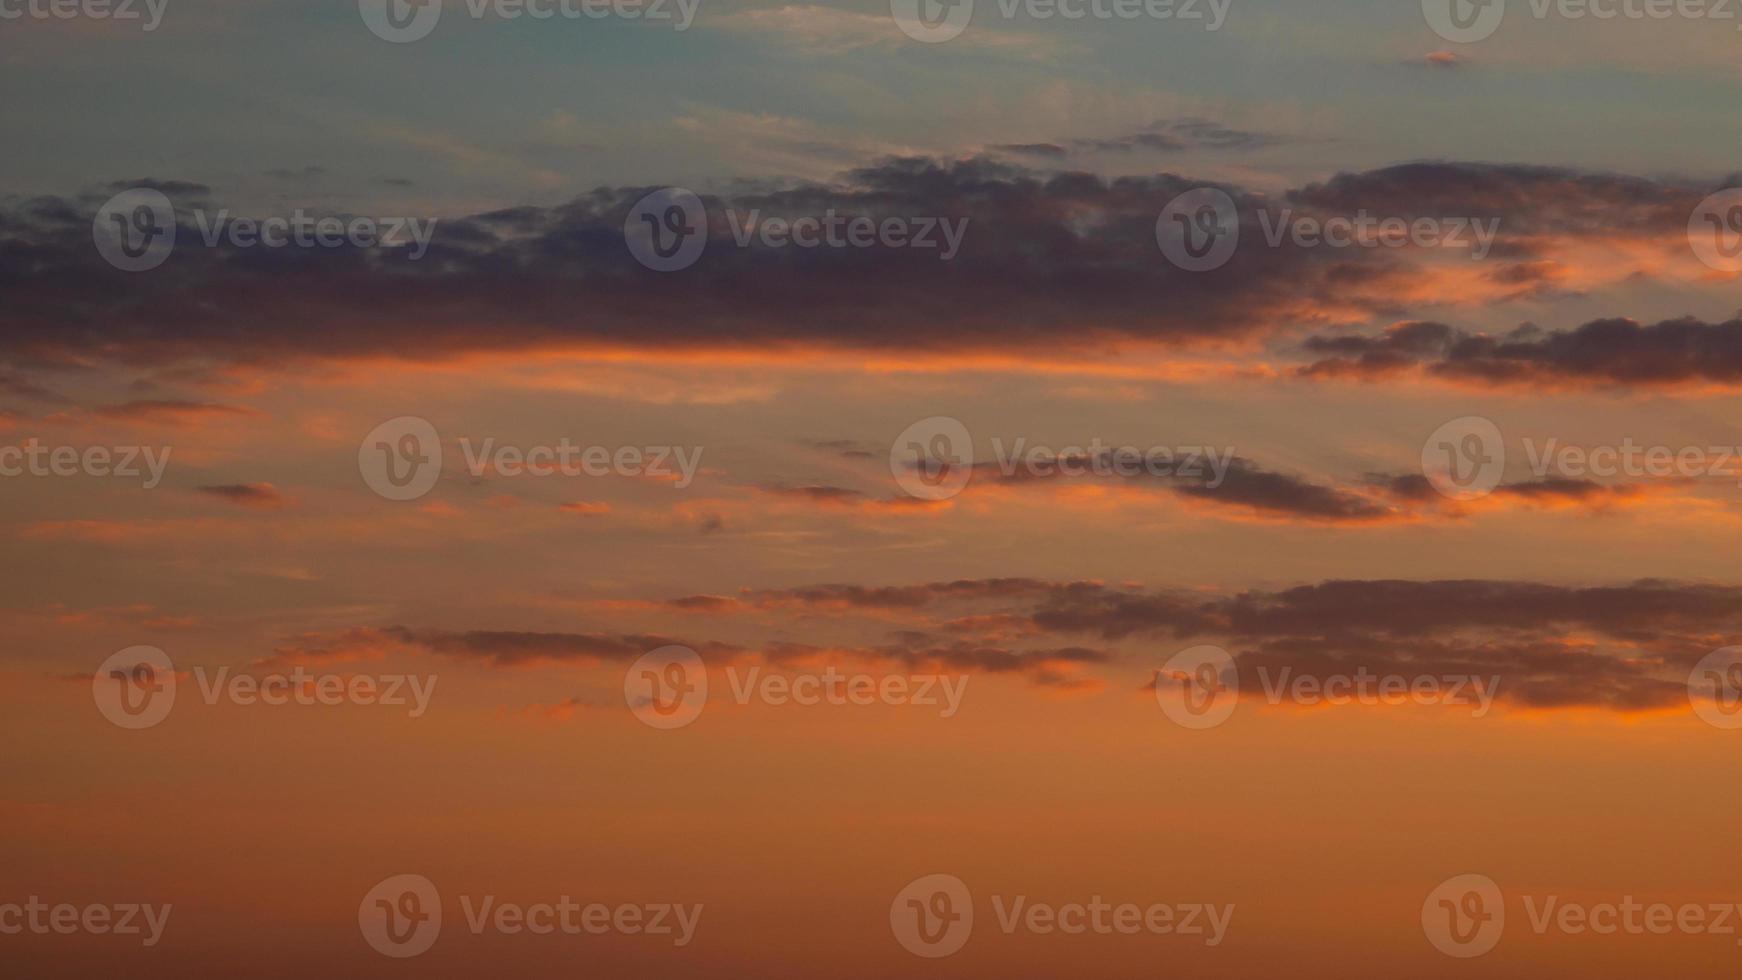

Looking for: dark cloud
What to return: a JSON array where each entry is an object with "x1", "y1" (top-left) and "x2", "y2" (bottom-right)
[
  {"x1": 961, "y1": 449, "x2": 1404, "y2": 522},
  {"x1": 91, "y1": 400, "x2": 256, "y2": 422},
  {"x1": 1286, "y1": 162, "x2": 1696, "y2": 239},
  {"x1": 283, "y1": 624, "x2": 1096, "y2": 687},
  {"x1": 1300, "y1": 316, "x2": 1742, "y2": 388},
  {"x1": 194, "y1": 483, "x2": 284, "y2": 508},
  {"x1": 829, "y1": 576, "x2": 1742, "y2": 711},
  {"x1": 0, "y1": 159, "x2": 1492, "y2": 370},
  {"x1": 289, "y1": 576, "x2": 1742, "y2": 708},
  {"x1": 0, "y1": 160, "x2": 1716, "y2": 383},
  {"x1": 382, "y1": 627, "x2": 744, "y2": 666},
  {"x1": 1023, "y1": 577, "x2": 1742, "y2": 641},
  {"x1": 988, "y1": 118, "x2": 1285, "y2": 158},
  {"x1": 987, "y1": 142, "x2": 1070, "y2": 159},
  {"x1": 103, "y1": 178, "x2": 211, "y2": 196},
  {"x1": 1365, "y1": 472, "x2": 1648, "y2": 508},
  {"x1": 264, "y1": 166, "x2": 326, "y2": 181}
]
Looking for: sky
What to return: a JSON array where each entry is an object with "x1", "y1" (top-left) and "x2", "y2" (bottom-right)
[{"x1": 6, "y1": 0, "x2": 1742, "y2": 975}]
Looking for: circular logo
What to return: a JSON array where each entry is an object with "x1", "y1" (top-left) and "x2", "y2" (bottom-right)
[
  {"x1": 359, "y1": 0, "x2": 442, "y2": 42},
  {"x1": 93, "y1": 189, "x2": 176, "y2": 273},
  {"x1": 890, "y1": 873, "x2": 973, "y2": 958},
  {"x1": 625, "y1": 645, "x2": 708, "y2": 729},
  {"x1": 890, "y1": 416, "x2": 973, "y2": 501},
  {"x1": 1154, "y1": 644, "x2": 1238, "y2": 729},
  {"x1": 890, "y1": 0, "x2": 973, "y2": 42},
  {"x1": 1156, "y1": 188, "x2": 1239, "y2": 272},
  {"x1": 1689, "y1": 646, "x2": 1742, "y2": 729},
  {"x1": 92, "y1": 646, "x2": 176, "y2": 730},
  {"x1": 1422, "y1": 0, "x2": 1505, "y2": 43},
  {"x1": 1688, "y1": 189, "x2": 1742, "y2": 273},
  {"x1": 1421, "y1": 416, "x2": 1505, "y2": 501},
  {"x1": 359, "y1": 416, "x2": 442, "y2": 501},
  {"x1": 625, "y1": 187, "x2": 708, "y2": 272},
  {"x1": 359, "y1": 874, "x2": 442, "y2": 958},
  {"x1": 1421, "y1": 873, "x2": 1504, "y2": 958}
]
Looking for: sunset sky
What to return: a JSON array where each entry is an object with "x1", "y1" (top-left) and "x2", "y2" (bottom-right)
[{"x1": 6, "y1": 0, "x2": 1742, "y2": 975}]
